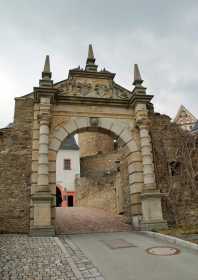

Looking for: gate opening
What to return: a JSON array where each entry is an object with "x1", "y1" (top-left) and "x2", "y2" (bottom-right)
[
  {"x1": 68, "y1": 195, "x2": 74, "y2": 207},
  {"x1": 55, "y1": 129, "x2": 130, "y2": 234},
  {"x1": 56, "y1": 187, "x2": 62, "y2": 207}
]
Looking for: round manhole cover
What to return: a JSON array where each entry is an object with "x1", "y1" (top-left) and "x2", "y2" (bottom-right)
[{"x1": 146, "y1": 246, "x2": 180, "y2": 256}]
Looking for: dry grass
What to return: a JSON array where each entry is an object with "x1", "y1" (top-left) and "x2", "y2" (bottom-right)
[
  {"x1": 158, "y1": 226, "x2": 198, "y2": 244},
  {"x1": 159, "y1": 225, "x2": 198, "y2": 236}
]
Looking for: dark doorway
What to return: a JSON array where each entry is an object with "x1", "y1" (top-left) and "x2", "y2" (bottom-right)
[
  {"x1": 56, "y1": 187, "x2": 62, "y2": 207},
  {"x1": 68, "y1": 195, "x2": 74, "y2": 207}
]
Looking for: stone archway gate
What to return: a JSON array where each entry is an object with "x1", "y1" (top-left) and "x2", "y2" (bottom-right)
[{"x1": 30, "y1": 51, "x2": 167, "y2": 236}]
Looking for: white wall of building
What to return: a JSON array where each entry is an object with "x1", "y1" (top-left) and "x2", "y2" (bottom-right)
[{"x1": 56, "y1": 149, "x2": 80, "y2": 191}]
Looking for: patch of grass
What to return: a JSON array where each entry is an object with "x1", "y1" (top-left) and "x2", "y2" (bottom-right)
[{"x1": 151, "y1": 228, "x2": 158, "y2": 233}]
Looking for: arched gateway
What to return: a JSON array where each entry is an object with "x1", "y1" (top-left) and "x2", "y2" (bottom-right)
[{"x1": 30, "y1": 46, "x2": 167, "y2": 236}]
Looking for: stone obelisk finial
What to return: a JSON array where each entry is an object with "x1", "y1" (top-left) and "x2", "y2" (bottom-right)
[
  {"x1": 88, "y1": 44, "x2": 95, "y2": 62},
  {"x1": 43, "y1": 55, "x2": 50, "y2": 73},
  {"x1": 133, "y1": 64, "x2": 143, "y2": 86},
  {"x1": 42, "y1": 55, "x2": 51, "y2": 79},
  {"x1": 85, "y1": 44, "x2": 98, "y2": 72},
  {"x1": 39, "y1": 55, "x2": 53, "y2": 87}
]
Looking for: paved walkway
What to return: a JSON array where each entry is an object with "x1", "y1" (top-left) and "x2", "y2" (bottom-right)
[
  {"x1": 69, "y1": 232, "x2": 198, "y2": 280},
  {"x1": 56, "y1": 207, "x2": 131, "y2": 234},
  {"x1": 0, "y1": 232, "x2": 197, "y2": 280}
]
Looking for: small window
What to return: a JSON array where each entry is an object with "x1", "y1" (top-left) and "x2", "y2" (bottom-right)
[
  {"x1": 169, "y1": 161, "x2": 181, "y2": 176},
  {"x1": 64, "y1": 159, "x2": 71, "y2": 170},
  {"x1": 113, "y1": 139, "x2": 118, "y2": 151}
]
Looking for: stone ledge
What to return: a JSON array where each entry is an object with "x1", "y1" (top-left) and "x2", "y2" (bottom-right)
[
  {"x1": 30, "y1": 225, "x2": 55, "y2": 236},
  {"x1": 140, "y1": 220, "x2": 168, "y2": 231},
  {"x1": 141, "y1": 191, "x2": 167, "y2": 199},
  {"x1": 31, "y1": 192, "x2": 52, "y2": 202}
]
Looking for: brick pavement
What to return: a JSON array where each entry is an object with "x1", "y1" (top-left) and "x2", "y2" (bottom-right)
[
  {"x1": 0, "y1": 234, "x2": 104, "y2": 280},
  {"x1": 56, "y1": 207, "x2": 132, "y2": 234}
]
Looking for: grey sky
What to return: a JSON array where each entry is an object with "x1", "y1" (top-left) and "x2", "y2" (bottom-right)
[{"x1": 0, "y1": 0, "x2": 198, "y2": 127}]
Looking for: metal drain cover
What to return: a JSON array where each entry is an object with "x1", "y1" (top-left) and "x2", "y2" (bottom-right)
[
  {"x1": 146, "y1": 246, "x2": 180, "y2": 256},
  {"x1": 101, "y1": 239, "x2": 136, "y2": 249}
]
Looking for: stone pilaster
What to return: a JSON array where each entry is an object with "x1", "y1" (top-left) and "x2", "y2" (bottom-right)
[
  {"x1": 30, "y1": 97, "x2": 55, "y2": 236},
  {"x1": 127, "y1": 130, "x2": 144, "y2": 229},
  {"x1": 37, "y1": 113, "x2": 50, "y2": 192},
  {"x1": 135, "y1": 103, "x2": 167, "y2": 230}
]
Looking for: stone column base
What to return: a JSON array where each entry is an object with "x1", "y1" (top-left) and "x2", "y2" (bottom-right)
[
  {"x1": 30, "y1": 225, "x2": 55, "y2": 236},
  {"x1": 31, "y1": 192, "x2": 54, "y2": 236},
  {"x1": 140, "y1": 219, "x2": 167, "y2": 231},
  {"x1": 140, "y1": 191, "x2": 167, "y2": 231}
]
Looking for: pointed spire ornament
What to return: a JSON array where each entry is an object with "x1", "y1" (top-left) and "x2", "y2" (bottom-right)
[
  {"x1": 43, "y1": 55, "x2": 51, "y2": 74},
  {"x1": 85, "y1": 44, "x2": 98, "y2": 72},
  {"x1": 133, "y1": 64, "x2": 143, "y2": 86},
  {"x1": 88, "y1": 44, "x2": 95, "y2": 61},
  {"x1": 42, "y1": 55, "x2": 51, "y2": 80},
  {"x1": 39, "y1": 55, "x2": 53, "y2": 87}
]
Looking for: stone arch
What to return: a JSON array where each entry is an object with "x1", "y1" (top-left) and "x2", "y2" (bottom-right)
[
  {"x1": 49, "y1": 117, "x2": 137, "y2": 153},
  {"x1": 48, "y1": 116, "x2": 144, "y2": 230}
]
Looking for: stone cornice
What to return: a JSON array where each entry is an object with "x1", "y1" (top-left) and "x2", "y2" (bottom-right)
[
  {"x1": 128, "y1": 93, "x2": 153, "y2": 107},
  {"x1": 56, "y1": 95, "x2": 130, "y2": 107},
  {"x1": 33, "y1": 87, "x2": 59, "y2": 103},
  {"x1": 68, "y1": 69, "x2": 116, "y2": 80}
]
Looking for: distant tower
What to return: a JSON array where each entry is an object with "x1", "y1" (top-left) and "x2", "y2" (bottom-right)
[{"x1": 174, "y1": 105, "x2": 197, "y2": 131}]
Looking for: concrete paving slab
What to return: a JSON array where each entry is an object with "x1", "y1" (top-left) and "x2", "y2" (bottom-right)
[{"x1": 69, "y1": 231, "x2": 198, "y2": 280}]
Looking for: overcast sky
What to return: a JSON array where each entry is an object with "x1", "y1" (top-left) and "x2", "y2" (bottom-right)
[{"x1": 0, "y1": 0, "x2": 198, "y2": 128}]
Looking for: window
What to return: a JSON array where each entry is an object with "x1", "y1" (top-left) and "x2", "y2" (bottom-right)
[
  {"x1": 64, "y1": 159, "x2": 71, "y2": 170},
  {"x1": 113, "y1": 139, "x2": 118, "y2": 151},
  {"x1": 169, "y1": 161, "x2": 181, "y2": 176}
]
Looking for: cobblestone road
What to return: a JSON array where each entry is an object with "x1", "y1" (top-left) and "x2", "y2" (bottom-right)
[
  {"x1": 56, "y1": 207, "x2": 132, "y2": 234},
  {"x1": 0, "y1": 234, "x2": 104, "y2": 280}
]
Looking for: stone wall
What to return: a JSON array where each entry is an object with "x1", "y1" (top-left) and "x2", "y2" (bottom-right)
[
  {"x1": 77, "y1": 151, "x2": 130, "y2": 217},
  {"x1": 0, "y1": 97, "x2": 33, "y2": 233},
  {"x1": 76, "y1": 176, "x2": 117, "y2": 213},
  {"x1": 150, "y1": 112, "x2": 198, "y2": 226},
  {"x1": 78, "y1": 152, "x2": 119, "y2": 213},
  {"x1": 119, "y1": 158, "x2": 130, "y2": 218},
  {"x1": 80, "y1": 151, "x2": 120, "y2": 177},
  {"x1": 79, "y1": 132, "x2": 114, "y2": 157}
]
